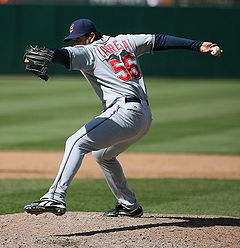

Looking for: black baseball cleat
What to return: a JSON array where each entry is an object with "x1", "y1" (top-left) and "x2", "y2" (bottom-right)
[
  {"x1": 24, "y1": 198, "x2": 66, "y2": 216},
  {"x1": 104, "y1": 203, "x2": 143, "y2": 217}
]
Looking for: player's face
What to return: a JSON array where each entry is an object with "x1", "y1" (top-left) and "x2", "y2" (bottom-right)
[
  {"x1": 72, "y1": 36, "x2": 88, "y2": 46},
  {"x1": 72, "y1": 33, "x2": 96, "y2": 46}
]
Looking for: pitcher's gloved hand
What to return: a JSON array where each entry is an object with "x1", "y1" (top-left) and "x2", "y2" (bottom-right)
[{"x1": 24, "y1": 46, "x2": 54, "y2": 81}]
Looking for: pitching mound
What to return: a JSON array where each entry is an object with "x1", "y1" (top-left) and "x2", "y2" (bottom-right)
[{"x1": 1, "y1": 212, "x2": 239, "y2": 248}]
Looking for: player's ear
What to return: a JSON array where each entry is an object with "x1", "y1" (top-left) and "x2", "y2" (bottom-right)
[{"x1": 88, "y1": 32, "x2": 96, "y2": 43}]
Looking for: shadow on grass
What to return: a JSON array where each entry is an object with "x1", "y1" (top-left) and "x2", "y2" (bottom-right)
[{"x1": 55, "y1": 216, "x2": 240, "y2": 237}]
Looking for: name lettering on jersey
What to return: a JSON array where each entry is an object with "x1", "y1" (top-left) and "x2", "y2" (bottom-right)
[{"x1": 98, "y1": 40, "x2": 130, "y2": 58}]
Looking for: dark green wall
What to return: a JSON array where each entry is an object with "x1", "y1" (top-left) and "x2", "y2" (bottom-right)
[{"x1": 0, "y1": 3, "x2": 238, "y2": 77}]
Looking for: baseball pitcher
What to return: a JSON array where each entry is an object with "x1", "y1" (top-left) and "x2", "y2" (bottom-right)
[{"x1": 24, "y1": 19, "x2": 223, "y2": 217}]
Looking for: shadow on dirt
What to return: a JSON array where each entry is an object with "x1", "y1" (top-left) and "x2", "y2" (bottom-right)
[{"x1": 55, "y1": 216, "x2": 240, "y2": 237}]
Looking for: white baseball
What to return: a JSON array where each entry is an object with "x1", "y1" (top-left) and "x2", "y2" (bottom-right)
[{"x1": 211, "y1": 46, "x2": 221, "y2": 56}]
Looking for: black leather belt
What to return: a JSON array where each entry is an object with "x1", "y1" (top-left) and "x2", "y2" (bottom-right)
[{"x1": 125, "y1": 97, "x2": 149, "y2": 105}]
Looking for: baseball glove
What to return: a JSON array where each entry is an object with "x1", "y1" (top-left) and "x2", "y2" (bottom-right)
[{"x1": 24, "y1": 46, "x2": 55, "y2": 81}]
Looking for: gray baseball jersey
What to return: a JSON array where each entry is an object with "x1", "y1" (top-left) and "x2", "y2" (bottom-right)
[
  {"x1": 41, "y1": 34, "x2": 154, "y2": 209},
  {"x1": 65, "y1": 34, "x2": 154, "y2": 108}
]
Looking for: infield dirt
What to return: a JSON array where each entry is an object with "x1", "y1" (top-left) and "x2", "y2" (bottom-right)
[{"x1": 0, "y1": 151, "x2": 239, "y2": 179}]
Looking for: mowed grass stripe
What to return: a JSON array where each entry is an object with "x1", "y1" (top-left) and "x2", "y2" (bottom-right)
[
  {"x1": 0, "y1": 77, "x2": 99, "y2": 149},
  {"x1": 0, "y1": 79, "x2": 99, "y2": 116},
  {"x1": 151, "y1": 98, "x2": 239, "y2": 123},
  {"x1": 138, "y1": 78, "x2": 240, "y2": 154},
  {"x1": 138, "y1": 129, "x2": 240, "y2": 154},
  {"x1": 0, "y1": 76, "x2": 239, "y2": 153},
  {"x1": 0, "y1": 178, "x2": 239, "y2": 217}
]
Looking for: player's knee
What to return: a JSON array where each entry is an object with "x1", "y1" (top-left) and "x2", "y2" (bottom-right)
[
  {"x1": 65, "y1": 135, "x2": 74, "y2": 148},
  {"x1": 92, "y1": 150, "x2": 114, "y2": 163},
  {"x1": 65, "y1": 135, "x2": 90, "y2": 153},
  {"x1": 92, "y1": 150, "x2": 104, "y2": 163}
]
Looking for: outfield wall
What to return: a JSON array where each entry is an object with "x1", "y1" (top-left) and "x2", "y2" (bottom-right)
[{"x1": 0, "y1": 3, "x2": 239, "y2": 78}]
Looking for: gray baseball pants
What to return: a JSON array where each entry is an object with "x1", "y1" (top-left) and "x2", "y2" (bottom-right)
[{"x1": 42, "y1": 98, "x2": 152, "y2": 210}]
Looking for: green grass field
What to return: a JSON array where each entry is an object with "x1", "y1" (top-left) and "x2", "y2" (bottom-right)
[
  {"x1": 0, "y1": 76, "x2": 239, "y2": 217},
  {"x1": 0, "y1": 178, "x2": 239, "y2": 217},
  {"x1": 0, "y1": 76, "x2": 239, "y2": 154}
]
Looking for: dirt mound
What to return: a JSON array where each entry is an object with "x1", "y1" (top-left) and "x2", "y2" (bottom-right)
[{"x1": 1, "y1": 212, "x2": 239, "y2": 248}]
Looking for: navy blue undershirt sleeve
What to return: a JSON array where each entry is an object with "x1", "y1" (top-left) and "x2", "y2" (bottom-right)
[
  {"x1": 50, "y1": 48, "x2": 70, "y2": 69},
  {"x1": 154, "y1": 34, "x2": 203, "y2": 52}
]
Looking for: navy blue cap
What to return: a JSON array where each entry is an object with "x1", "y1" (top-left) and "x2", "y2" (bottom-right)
[{"x1": 63, "y1": 19, "x2": 97, "y2": 42}]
